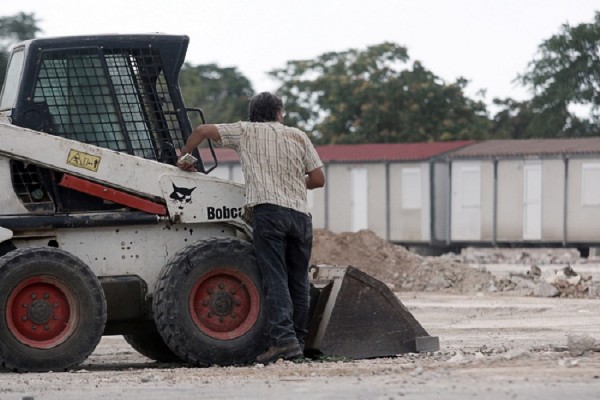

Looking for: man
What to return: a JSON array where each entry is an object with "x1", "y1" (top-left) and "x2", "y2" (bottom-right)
[{"x1": 178, "y1": 92, "x2": 325, "y2": 364}]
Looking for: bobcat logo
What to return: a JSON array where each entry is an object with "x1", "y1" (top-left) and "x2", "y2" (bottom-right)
[{"x1": 169, "y1": 183, "x2": 196, "y2": 210}]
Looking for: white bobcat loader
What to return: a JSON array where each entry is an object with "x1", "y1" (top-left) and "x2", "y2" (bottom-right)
[{"x1": 0, "y1": 34, "x2": 438, "y2": 372}]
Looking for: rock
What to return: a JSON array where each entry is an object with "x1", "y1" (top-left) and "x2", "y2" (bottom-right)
[
  {"x1": 567, "y1": 334, "x2": 597, "y2": 356},
  {"x1": 567, "y1": 275, "x2": 581, "y2": 285},
  {"x1": 447, "y1": 352, "x2": 468, "y2": 364},
  {"x1": 501, "y1": 349, "x2": 529, "y2": 360},
  {"x1": 529, "y1": 265, "x2": 542, "y2": 278},
  {"x1": 510, "y1": 276, "x2": 537, "y2": 290},
  {"x1": 533, "y1": 282, "x2": 560, "y2": 297},
  {"x1": 588, "y1": 282, "x2": 600, "y2": 298},
  {"x1": 563, "y1": 265, "x2": 578, "y2": 277}
]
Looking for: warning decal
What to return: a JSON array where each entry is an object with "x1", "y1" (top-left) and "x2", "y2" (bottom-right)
[{"x1": 66, "y1": 149, "x2": 101, "y2": 172}]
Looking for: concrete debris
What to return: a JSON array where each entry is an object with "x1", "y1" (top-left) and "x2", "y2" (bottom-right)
[
  {"x1": 558, "y1": 359, "x2": 580, "y2": 368},
  {"x1": 567, "y1": 334, "x2": 597, "y2": 356},
  {"x1": 588, "y1": 282, "x2": 600, "y2": 298},
  {"x1": 461, "y1": 247, "x2": 580, "y2": 265},
  {"x1": 533, "y1": 282, "x2": 560, "y2": 298},
  {"x1": 446, "y1": 352, "x2": 469, "y2": 364},
  {"x1": 310, "y1": 229, "x2": 599, "y2": 298}
]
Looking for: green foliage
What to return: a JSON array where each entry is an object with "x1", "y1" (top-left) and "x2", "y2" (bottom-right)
[
  {"x1": 490, "y1": 98, "x2": 536, "y2": 139},
  {"x1": 0, "y1": 12, "x2": 41, "y2": 88},
  {"x1": 2, "y1": 10, "x2": 595, "y2": 144},
  {"x1": 179, "y1": 63, "x2": 254, "y2": 127},
  {"x1": 269, "y1": 42, "x2": 491, "y2": 144},
  {"x1": 517, "y1": 11, "x2": 600, "y2": 137}
]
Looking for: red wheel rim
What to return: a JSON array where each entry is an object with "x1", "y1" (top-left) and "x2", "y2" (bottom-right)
[
  {"x1": 6, "y1": 276, "x2": 77, "y2": 349},
  {"x1": 189, "y1": 268, "x2": 260, "y2": 340}
]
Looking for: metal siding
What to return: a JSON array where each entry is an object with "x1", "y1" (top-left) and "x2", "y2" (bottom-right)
[
  {"x1": 420, "y1": 163, "x2": 431, "y2": 241},
  {"x1": 523, "y1": 161, "x2": 543, "y2": 240},
  {"x1": 496, "y1": 160, "x2": 524, "y2": 241},
  {"x1": 433, "y1": 162, "x2": 449, "y2": 243},
  {"x1": 210, "y1": 165, "x2": 230, "y2": 181},
  {"x1": 366, "y1": 165, "x2": 387, "y2": 239},
  {"x1": 351, "y1": 167, "x2": 368, "y2": 231},
  {"x1": 480, "y1": 161, "x2": 495, "y2": 241},
  {"x1": 310, "y1": 186, "x2": 326, "y2": 229},
  {"x1": 451, "y1": 161, "x2": 481, "y2": 240},
  {"x1": 541, "y1": 159, "x2": 565, "y2": 241},
  {"x1": 231, "y1": 165, "x2": 245, "y2": 184},
  {"x1": 327, "y1": 165, "x2": 353, "y2": 233},
  {"x1": 389, "y1": 163, "x2": 425, "y2": 241},
  {"x1": 388, "y1": 165, "x2": 403, "y2": 241},
  {"x1": 567, "y1": 159, "x2": 600, "y2": 241}
]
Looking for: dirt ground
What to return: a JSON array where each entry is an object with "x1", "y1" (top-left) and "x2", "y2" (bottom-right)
[{"x1": 1, "y1": 230, "x2": 599, "y2": 400}]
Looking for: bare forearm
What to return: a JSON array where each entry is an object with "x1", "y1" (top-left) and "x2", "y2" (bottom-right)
[
  {"x1": 306, "y1": 167, "x2": 325, "y2": 189},
  {"x1": 181, "y1": 124, "x2": 220, "y2": 154}
]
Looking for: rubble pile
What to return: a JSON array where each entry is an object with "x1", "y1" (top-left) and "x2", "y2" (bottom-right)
[
  {"x1": 492, "y1": 264, "x2": 599, "y2": 298},
  {"x1": 311, "y1": 229, "x2": 495, "y2": 293},
  {"x1": 460, "y1": 247, "x2": 580, "y2": 265},
  {"x1": 310, "y1": 229, "x2": 600, "y2": 298}
]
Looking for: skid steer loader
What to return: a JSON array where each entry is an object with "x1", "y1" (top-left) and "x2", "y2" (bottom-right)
[{"x1": 0, "y1": 34, "x2": 438, "y2": 372}]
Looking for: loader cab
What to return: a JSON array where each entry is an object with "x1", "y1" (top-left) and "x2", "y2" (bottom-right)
[
  {"x1": 0, "y1": 46, "x2": 25, "y2": 112},
  {"x1": 0, "y1": 34, "x2": 201, "y2": 213}
]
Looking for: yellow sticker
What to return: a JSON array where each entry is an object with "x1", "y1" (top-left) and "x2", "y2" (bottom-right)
[{"x1": 67, "y1": 149, "x2": 101, "y2": 172}]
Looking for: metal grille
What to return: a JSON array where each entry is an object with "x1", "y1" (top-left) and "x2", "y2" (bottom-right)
[
  {"x1": 10, "y1": 160, "x2": 53, "y2": 210},
  {"x1": 32, "y1": 46, "x2": 185, "y2": 164}
]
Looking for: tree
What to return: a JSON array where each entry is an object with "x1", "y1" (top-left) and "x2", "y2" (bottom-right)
[
  {"x1": 490, "y1": 98, "x2": 536, "y2": 139},
  {"x1": 0, "y1": 12, "x2": 41, "y2": 88},
  {"x1": 517, "y1": 11, "x2": 600, "y2": 137},
  {"x1": 269, "y1": 42, "x2": 490, "y2": 144},
  {"x1": 179, "y1": 63, "x2": 254, "y2": 127}
]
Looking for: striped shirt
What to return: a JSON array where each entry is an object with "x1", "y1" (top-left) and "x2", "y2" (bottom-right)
[{"x1": 216, "y1": 121, "x2": 323, "y2": 214}]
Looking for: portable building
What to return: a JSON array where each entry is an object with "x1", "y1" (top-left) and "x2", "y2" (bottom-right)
[
  {"x1": 202, "y1": 141, "x2": 474, "y2": 244},
  {"x1": 446, "y1": 138, "x2": 600, "y2": 249}
]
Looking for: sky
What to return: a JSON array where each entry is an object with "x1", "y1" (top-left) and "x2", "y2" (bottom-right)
[{"x1": 2, "y1": 0, "x2": 598, "y2": 108}]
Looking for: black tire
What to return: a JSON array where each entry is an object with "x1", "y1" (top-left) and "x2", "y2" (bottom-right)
[
  {"x1": 123, "y1": 323, "x2": 182, "y2": 363},
  {"x1": 0, "y1": 241, "x2": 16, "y2": 257},
  {"x1": 0, "y1": 247, "x2": 107, "y2": 372},
  {"x1": 153, "y1": 238, "x2": 267, "y2": 366}
]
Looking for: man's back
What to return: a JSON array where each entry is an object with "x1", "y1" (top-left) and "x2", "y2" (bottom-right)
[{"x1": 217, "y1": 121, "x2": 322, "y2": 213}]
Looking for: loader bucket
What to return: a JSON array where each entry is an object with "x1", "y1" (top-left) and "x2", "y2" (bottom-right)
[{"x1": 306, "y1": 265, "x2": 439, "y2": 359}]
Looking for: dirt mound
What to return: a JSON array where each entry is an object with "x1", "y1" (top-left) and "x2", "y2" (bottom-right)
[
  {"x1": 310, "y1": 229, "x2": 495, "y2": 293},
  {"x1": 310, "y1": 229, "x2": 599, "y2": 297}
]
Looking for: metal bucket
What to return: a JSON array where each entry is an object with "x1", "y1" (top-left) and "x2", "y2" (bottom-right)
[{"x1": 306, "y1": 265, "x2": 439, "y2": 358}]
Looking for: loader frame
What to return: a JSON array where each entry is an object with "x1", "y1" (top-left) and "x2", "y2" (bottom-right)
[{"x1": 0, "y1": 34, "x2": 438, "y2": 372}]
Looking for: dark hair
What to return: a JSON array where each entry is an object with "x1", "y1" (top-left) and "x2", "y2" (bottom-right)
[{"x1": 248, "y1": 92, "x2": 283, "y2": 122}]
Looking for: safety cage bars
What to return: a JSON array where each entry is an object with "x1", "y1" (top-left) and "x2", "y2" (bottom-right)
[
  {"x1": 11, "y1": 45, "x2": 189, "y2": 209},
  {"x1": 32, "y1": 46, "x2": 185, "y2": 161}
]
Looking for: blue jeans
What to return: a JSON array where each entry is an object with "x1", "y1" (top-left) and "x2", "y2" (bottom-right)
[{"x1": 252, "y1": 204, "x2": 312, "y2": 348}]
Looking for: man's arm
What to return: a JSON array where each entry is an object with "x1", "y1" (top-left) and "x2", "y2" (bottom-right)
[
  {"x1": 180, "y1": 124, "x2": 221, "y2": 155},
  {"x1": 306, "y1": 167, "x2": 325, "y2": 189},
  {"x1": 177, "y1": 124, "x2": 221, "y2": 171}
]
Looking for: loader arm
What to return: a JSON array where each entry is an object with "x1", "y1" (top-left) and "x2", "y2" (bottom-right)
[{"x1": 0, "y1": 118, "x2": 247, "y2": 227}]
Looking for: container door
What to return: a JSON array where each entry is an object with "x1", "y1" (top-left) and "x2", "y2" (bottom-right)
[
  {"x1": 523, "y1": 161, "x2": 542, "y2": 240},
  {"x1": 351, "y1": 167, "x2": 368, "y2": 232},
  {"x1": 451, "y1": 162, "x2": 481, "y2": 240}
]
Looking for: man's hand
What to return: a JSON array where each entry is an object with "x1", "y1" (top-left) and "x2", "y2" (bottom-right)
[
  {"x1": 177, "y1": 152, "x2": 198, "y2": 172},
  {"x1": 176, "y1": 124, "x2": 221, "y2": 172}
]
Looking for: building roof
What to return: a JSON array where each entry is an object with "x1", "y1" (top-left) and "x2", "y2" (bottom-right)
[
  {"x1": 200, "y1": 141, "x2": 475, "y2": 164},
  {"x1": 448, "y1": 138, "x2": 600, "y2": 159},
  {"x1": 315, "y1": 141, "x2": 474, "y2": 162}
]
